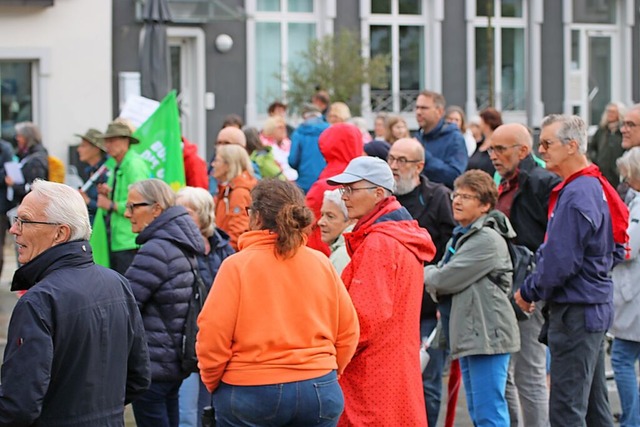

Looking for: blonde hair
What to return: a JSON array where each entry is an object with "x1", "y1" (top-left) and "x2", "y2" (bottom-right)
[
  {"x1": 176, "y1": 186, "x2": 216, "y2": 237},
  {"x1": 329, "y1": 102, "x2": 352, "y2": 123},
  {"x1": 262, "y1": 116, "x2": 286, "y2": 137},
  {"x1": 217, "y1": 144, "x2": 254, "y2": 181}
]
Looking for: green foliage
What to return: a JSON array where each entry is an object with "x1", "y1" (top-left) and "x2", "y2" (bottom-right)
[{"x1": 285, "y1": 30, "x2": 390, "y2": 116}]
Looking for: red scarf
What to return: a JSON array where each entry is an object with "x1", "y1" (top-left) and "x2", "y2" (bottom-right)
[{"x1": 547, "y1": 164, "x2": 630, "y2": 256}]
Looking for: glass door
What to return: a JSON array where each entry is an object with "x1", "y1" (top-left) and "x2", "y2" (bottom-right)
[{"x1": 587, "y1": 34, "x2": 612, "y2": 126}]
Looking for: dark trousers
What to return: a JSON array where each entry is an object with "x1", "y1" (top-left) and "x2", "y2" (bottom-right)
[
  {"x1": 132, "y1": 380, "x2": 182, "y2": 427},
  {"x1": 421, "y1": 317, "x2": 447, "y2": 427},
  {"x1": 548, "y1": 303, "x2": 613, "y2": 427},
  {"x1": 0, "y1": 214, "x2": 8, "y2": 276},
  {"x1": 109, "y1": 249, "x2": 137, "y2": 276}
]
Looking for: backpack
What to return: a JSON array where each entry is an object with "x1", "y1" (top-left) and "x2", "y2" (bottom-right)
[
  {"x1": 506, "y1": 241, "x2": 536, "y2": 321},
  {"x1": 179, "y1": 252, "x2": 209, "y2": 373}
]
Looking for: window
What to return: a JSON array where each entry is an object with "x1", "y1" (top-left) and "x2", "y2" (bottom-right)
[
  {"x1": 0, "y1": 61, "x2": 33, "y2": 141},
  {"x1": 367, "y1": 0, "x2": 427, "y2": 113},
  {"x1": 250, "y1": 0, "x2": 319, "y2": 115},
  {"x1": 471, "y1": 0, "x2": 526, "y2": 112}
]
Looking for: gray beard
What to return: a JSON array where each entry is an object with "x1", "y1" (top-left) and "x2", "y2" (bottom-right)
[{"x1": 395, "y1": 177, "x2": 418, "y2": 195}]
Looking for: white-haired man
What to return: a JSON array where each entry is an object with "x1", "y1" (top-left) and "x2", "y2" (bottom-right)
[
  {"x1": 515, "y1": 115, "x2": 629, "y2": 426},
  {"x1": 0, "y1": 180, "x2": 150, "y2": 425}
]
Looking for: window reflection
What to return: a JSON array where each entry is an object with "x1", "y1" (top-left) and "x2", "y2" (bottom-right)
[{"x1": 0, "y1": 61, "x2": 33, "y2": 142}]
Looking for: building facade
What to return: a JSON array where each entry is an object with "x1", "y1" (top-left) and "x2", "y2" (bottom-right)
[{"x1": 1, "y1": 0, "x2": 637, "y2": 164}]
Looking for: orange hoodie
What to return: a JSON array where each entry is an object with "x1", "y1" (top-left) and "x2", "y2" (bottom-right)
[
  {"x1": 196, "y1": 230, "x2": 360, "y2": 392},
  {"x1": 214, "y1": 171, "x2": 258, "y2": 249}
]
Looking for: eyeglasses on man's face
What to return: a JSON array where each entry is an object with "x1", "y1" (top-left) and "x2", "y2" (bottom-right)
[
  {"x1": 125, "y1": 202, "x2": 152, "y2": 214},
  {"x1": 622, "y1": 121, "x2": 639, "y2": 129},
  {"x1": 11, "y1": 217, "x2": 60, "y2": 233},
  {"x1": 387, "y1": 154, "x2": 421, "y2": 166},
  {"x1": 339, "y1": 186, "x2": 378, "y2": 197},
  {"x1": 538, "y1": 138, "x2": 563, "y2": 150},
  {"x1": 487, "y1": 144, "x2": 521, "y2": 155}
]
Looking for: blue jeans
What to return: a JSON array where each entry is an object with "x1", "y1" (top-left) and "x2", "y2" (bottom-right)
[
  {"x1": 132, "y1": 380, "x2": 183, "y2": 427},
  {"x1": 459, "y1": 353, "x2": 510, "y2": 427},
  {"x1": 213, "y1": 371, "x2": 343, "y2": 427},
  {"x1": 420, "y1": 317, "x2": 446, "y2": 427},
  {"x1": 612, "y1": 338, "x2": 640, "y2": 427},
  {"x1": 179, "y1": 372, "x2": 212, "y2": 427}
]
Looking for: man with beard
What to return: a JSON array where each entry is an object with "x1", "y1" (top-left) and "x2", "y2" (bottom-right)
[{"x1": 388, "y1": 137, "x2": 455, "y2": 427}]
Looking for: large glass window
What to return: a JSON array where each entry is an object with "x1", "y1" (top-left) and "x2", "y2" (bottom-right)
[
  {"x1": 472, "y1": 0, "x2": 526, "y2": 111},
  {"x1": 0, "y1": 61, "x2": 33, "y2": 142},
  {"x1": 252, "y1": 2, "x2": 317, "y2": 114},
  {"x1": 368, "y1": 0, "x2": 427, "y2": 113}
]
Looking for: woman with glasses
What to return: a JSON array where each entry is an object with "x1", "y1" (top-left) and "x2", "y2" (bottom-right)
[
  {"x1": 211, "y1": 144, "x2": 258, "y2": 250},
  {"x1": 424, "y1": 170, "x2": 519, "y2": 426},
  {"x1": 123, "y1": 178, "x2": 205, "y2": 427},
  {"x1": 317, "y1": 189, "x2": 356, "y2": 275},
  {"x1": 197, "y1": 179, "x2": 360, "y2": 427},
  {"x1": 467, "y1": 108, "x2": 502, "y2": 176}
]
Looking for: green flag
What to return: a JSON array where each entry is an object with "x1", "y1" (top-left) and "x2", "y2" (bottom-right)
[
  {"x1": 132, "y1": 90, "x2": 185, "y2": 190},
  {"x1": 90, "y1": 91, "x2": 184, "y2": 267}
]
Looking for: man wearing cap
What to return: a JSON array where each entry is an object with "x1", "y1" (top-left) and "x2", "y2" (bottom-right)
[
  {"x1": 76, "y1": 128, "x2": 108, "y2": 224},
  {"x1": 289, "y1": 103, "x2": 329, "y2": 194},
  {"x1": 96, "y1": 120, "x2": 151, "y2": 275},
  {"x1": 388, "y1": 137, "x2": 455, "y2": 427},
  {"x1": 328, "y1": 157, "x2": 436, "y2": 426}
]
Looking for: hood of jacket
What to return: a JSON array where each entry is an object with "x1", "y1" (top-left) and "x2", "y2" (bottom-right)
[
  {"x1": 474, "y1": 210, "x2": 517, "y2": 239},
  {"x1": 296, "y1": 117, "x2": 329, "y2": 137},
  {"x1": 318, "y1": 124, "x2": 364, "y2": 179},
  {"x1": 12, "y1": 240, "x2": 94, "y2": 291},
  {"x1": 345, "y1": 197, "x2": 436, "y2": 263},
  {"x1": 219, "y1": 170, "x2": 258, "y2": 194},
  {"x1": 135, "y1": 205, "x2": 205, "y2": 255},
  {"x1": 419, "y1": 118, "x2": 460, "y2": 141},
  {"x1": 182, "y1": 137, "x2": 199, "y2": 158}
]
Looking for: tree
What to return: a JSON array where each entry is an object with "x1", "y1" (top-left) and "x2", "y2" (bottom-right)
[{"x1": 285, "y1": 30, "x2": 390, "y2": 116}]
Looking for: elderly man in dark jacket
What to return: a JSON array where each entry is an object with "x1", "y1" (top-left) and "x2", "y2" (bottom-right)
[{"x1": 0, "y1": 179, "x2": 150, "y2": 426}]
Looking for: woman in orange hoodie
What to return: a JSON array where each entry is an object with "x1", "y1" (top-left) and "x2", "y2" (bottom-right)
[
  {"x1": 211, "y1": 144, "x2": 258, "y2": 249},
  {"x1": 196, "y1": 179, "x2": 360, "y2": 427}
]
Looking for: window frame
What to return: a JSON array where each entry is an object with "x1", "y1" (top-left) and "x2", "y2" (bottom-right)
[{"x1": 245, "y1": 0, "x2": 335, "y2": 126}]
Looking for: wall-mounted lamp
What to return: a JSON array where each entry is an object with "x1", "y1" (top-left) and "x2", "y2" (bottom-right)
[{"x1": 215, "y1": 34, "x2": 233, "y2": 53}]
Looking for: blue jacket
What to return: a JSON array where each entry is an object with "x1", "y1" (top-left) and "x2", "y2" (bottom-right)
[
  {"x1": 197, "y1": 228, "x2": 235, "y2": 290},
  {"x1": 288, "y1": 117, "x2": 329, "y2": 193},
  {"x1": 416, "y1": 119, "x2": 468, "y2": 188},
  {"x1": 520, "y1": 176, "x2": 617, "y2": 331},
  {"x1": 0, "y1": 240, "x2": 150, "y2": 426},
  {"x1": 126, "y1": 206, "x2": 205, "y2": 381}
]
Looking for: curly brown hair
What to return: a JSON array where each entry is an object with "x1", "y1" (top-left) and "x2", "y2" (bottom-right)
[{"x1": 453, "y1": 169, "x2": 498, "y2": 209}]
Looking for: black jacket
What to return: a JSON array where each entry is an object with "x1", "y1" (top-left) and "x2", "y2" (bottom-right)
[
  {"x1": 396, "y1": 175, "x2": 455, "y2": 320},
  {"x1": 507, "y1": 154, "x2": 562, "y2": 251},
  {"x1": 14, "y1": 143, "x2": 49, "y2": 204},
  {"x1": 0, "y1": 139, "x2": 15, "y2": 214},
  {"x1": 126, "y1": 206, "x2": 205, "y2": 381},
  {"x1": 0, "y1": 241, "x2": 150, "y2": 426}
]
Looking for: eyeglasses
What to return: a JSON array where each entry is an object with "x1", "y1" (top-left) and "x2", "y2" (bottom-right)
[
  {"x1": 450, "y1": 192, "x2": 480, "y2": 202},
  {"x1": 487, "y1": 144, "x2": 521, "y2": 155},
  {"x1": 622, "y1": 121, "x2": 639, "y2": 129},
  {"x1": 339, "y1": 186, "x2": 378, "y2": 196},
  {"x1": 11, "y1": 217, "x2": 61, "y2": 232},
  {"x1": 125, "y1": 202, "x2": 152, "y2": 214},
  {"x1": 387, "y1": 155, "x2": 422, "y2": 166},
  {"x1": 538, "y1": 138, "x2": 562, "y2": 150}
]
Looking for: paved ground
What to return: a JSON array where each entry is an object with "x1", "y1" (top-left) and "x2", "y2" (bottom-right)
[{"x1": 0, "y1": 239, "x2": 625, "y2": 426}]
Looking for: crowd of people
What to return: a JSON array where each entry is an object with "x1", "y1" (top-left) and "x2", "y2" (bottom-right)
[{"x1": 0, "y1": 89, "x2": 639, "y2": 427}]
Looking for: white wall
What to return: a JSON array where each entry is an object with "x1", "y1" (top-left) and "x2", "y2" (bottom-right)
[{"x1": 0, "y1": 0, "x2": 112, "y2": 164}]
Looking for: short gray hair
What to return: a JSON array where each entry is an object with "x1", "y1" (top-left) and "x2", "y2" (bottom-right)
[
  {"x1": 541, "y1": 114, "x2": 588, "y2": 154},
  {"x1": 128, "y1": 179, "x2": 175, "y2": 210},
  {"x1": 31, "y1": 179, "x2": 92, "y2": 241},
  {"x1": 617, "y1": 147, "x2": 640, "y2": 183},
  {"x1": 15, "y1": 122, "x2": 42, "y2": 148},
  {"x1": 323, "y1": 189, "x2": 348, "y2": 220},
  {"x1": 176, "y1": 186, "x2": 216, "y2": 237}
]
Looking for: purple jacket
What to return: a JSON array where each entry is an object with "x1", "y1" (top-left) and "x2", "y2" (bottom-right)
[{"x1": 520, "y1": 175, "x2": 618, "y2": 331}]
